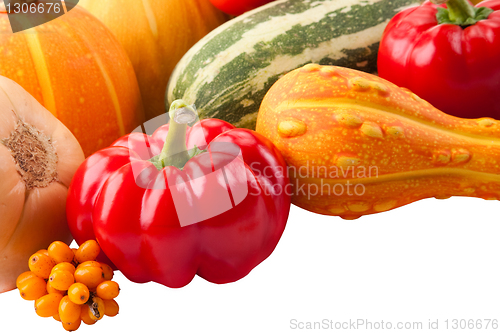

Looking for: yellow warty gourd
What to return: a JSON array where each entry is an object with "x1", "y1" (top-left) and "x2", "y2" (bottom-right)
[{"x1": 256, "y1": 64, "x2": 500, "y2": 219}]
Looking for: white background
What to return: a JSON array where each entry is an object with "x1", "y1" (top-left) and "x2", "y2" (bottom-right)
[{"x1": 1, "y1": 197, "x2": 499, "y2": 332}]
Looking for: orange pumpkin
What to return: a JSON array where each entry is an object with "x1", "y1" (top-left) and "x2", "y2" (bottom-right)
[
  {"x1": 0, "y1": 4, "x2": 145, "y2": 156},
  {"x1": 0, "y1": 75, "x2": 84, "y2": 293},
  {"x1": 79, "y1": 0, "x2": 229, "y2": 120},
  {"x1": 256, "y1": 64, "x2": 500, "y2": 219}
]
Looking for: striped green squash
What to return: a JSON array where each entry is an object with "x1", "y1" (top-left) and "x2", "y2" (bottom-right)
[{"x1": 166, "y1": 0, "x2": 420, "y2": 129}]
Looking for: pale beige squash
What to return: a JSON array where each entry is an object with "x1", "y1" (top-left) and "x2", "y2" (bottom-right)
[{"x1": 0, "y1": 76, "x2": 84, "y2": 293}]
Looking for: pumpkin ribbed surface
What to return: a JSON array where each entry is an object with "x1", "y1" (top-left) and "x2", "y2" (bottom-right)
[{"x1": 0, "y1": 6, "x2": 145, "y2": 156}]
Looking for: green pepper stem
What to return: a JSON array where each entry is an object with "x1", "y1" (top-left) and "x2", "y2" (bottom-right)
[
  {"x1": 446, "y1": 0, "x2": 476, "y2": 23},
  {"x1": 157, "y1": 100, "x2": 197, "y2": 169},
  {"x1": 435, "y1": 0, "x2": 493, "y2": 26}
]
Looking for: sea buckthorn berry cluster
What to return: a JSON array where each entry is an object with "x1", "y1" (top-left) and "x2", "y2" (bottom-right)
[{"x1": 17, "y1": 240, "x2": 120, "y2": 331}]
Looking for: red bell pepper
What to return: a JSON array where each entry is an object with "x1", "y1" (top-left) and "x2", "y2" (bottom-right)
[
  {"x1": 66, "y1": 100, "x2": 290, "y2": 287},
  {"x1": 377, "y1": 0, "x2": 500, "y2": 119}
]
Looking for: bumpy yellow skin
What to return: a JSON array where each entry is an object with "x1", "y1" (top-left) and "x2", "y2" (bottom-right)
[{"x1": 256, "y1": 64, "x2": 500, "y2": 219}]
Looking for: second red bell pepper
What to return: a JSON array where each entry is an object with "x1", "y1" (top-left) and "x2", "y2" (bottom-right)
[
  {"x1": 209, "y1": 0, "x2": 276, "y2": 16},
  {"x1": 378, "y1": 0, "x2": 500, "y2": 119},
  {"x1": 67, "y1": 100, "x2": 291, "y2": 288}
]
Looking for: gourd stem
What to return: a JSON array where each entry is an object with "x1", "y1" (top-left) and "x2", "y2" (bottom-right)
[
  {"x1": 158, "y1": 100, "x2": 197, "y2": 169},
  {"x1": 446, "y1": 0, "x2": 476, "y2": 23}
]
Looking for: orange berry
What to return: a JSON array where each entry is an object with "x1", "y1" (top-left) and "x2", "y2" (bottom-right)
[
  {"x1": 35, "y1": 293, "x2": 63, "y2": 317},
  {"x1": 46, "y1": 280, "x2": 65, "y2": 295},
  {"x1": 77, "y1": 261, "x2": 101, "y2": 269},
  {"x1": 49, "y1": 270, "x2": 74, "y2": 291},
  {"x1": 18, "y1": 275, "x2": 47, "y2": 300},
  {"x1": 62, "y1": 317, "x2": 81, "y2": 332},
  {"x1": 36, "y1": 249, "x2": 49, "y2": 256},
  {"x1": 29, "y1": 252, "x2": 55, "y2": 279},
  {"x1": 103, "y1": 299, "x2": 119, "y2": 317},
  {"x1": 51, "y1": 262, "x2": 76, "y2": 275},
  {"x1": 16, "y1": 271, "x2": 36, "y2": 289},
  {"x1": 96, "y1": 280, "x2": 120, "y2": 300},
  {"x1": 100, "y1": 263, "x2": 114, "y2": 281},
  {"x1": 75, "y1": 240, "x2": 100, "y2": 263},
  {"x1": 67, "y1": 283, "x2": 89, "y2": 305},
  {"x1": 80, "y1": 305, "x2": 97, "y2": 325},
  {"x1": 48, "y1": 241, "x2": 74, "y2": 264},
  {"x1": 59, "y1": 295, "x2": 81, "y2": 325},
  {"x1": 74, "y1": 266, "x2": 104, "y2": 289},
  {"x1": 53, "y1": 312, "x2": 61, "y2": 322},
  {"x1": 88, "y1": 296, "x2": 105, "y2": 321}
]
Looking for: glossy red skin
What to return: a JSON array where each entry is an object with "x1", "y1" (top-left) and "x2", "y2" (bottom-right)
[
  {"x1": 209, "y1": 0, "x2": 275, "y2": 16},
  {"x1": 66, "y1": 147, "x2": 139, "y2": 268},
  {"x1": 67, "y1": 119, "x2": 290, "y2": 287},
  {"x1": 378, "y1": 0, "x2": 500, "y2": 119}
]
